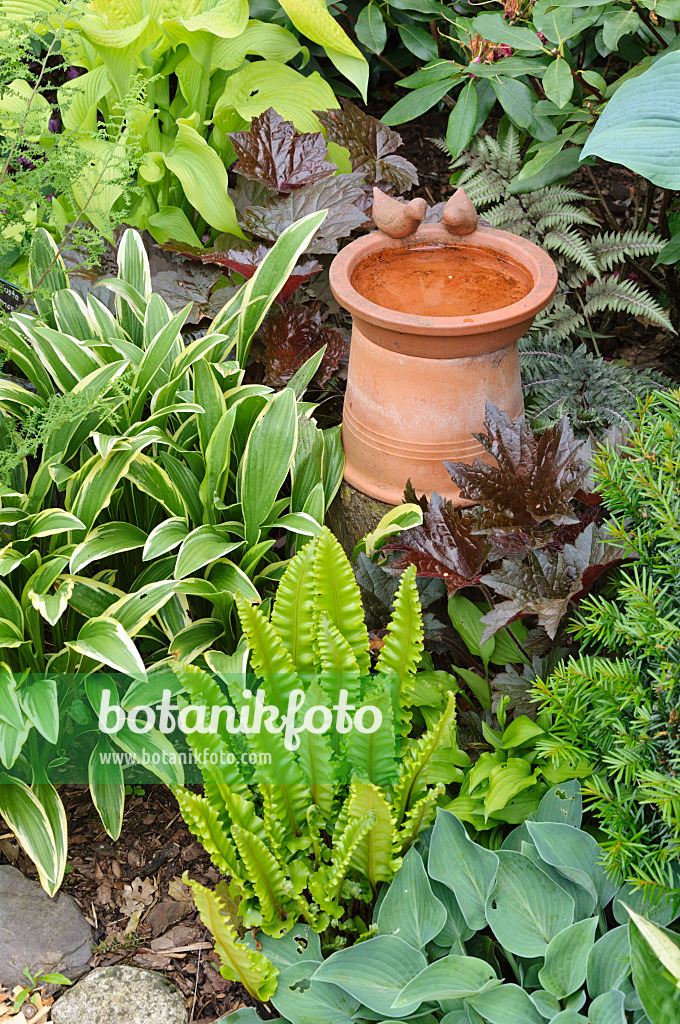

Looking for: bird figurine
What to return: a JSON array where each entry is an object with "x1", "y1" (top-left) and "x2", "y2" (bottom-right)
[
  {"x1": 442, "y1": 188, "x2": 478, "y2": 235},
  {"x1": 371, "y1": 188, "x2": 428, "y2": 238}
]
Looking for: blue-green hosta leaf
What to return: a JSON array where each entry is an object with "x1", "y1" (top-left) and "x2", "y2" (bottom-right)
[
  {"x1": 538, "y1": 917, "x2": 598, "y2": 999},
  {"x1": 586, "y1": 925, "x2": 630, "y2": 998},
  {"x1": 468, "y1": 983, "x2": 546, "y2": 1024},
  {"x1": 535, "y1": 780, "x2": 583, "y2": 827},
  {"x1": 581, "y1": 51, "x2": 680, "y2": 188},
  {"x1": 613, "y1": 880, "x2": 680, "y2": 927},
  {"x1": 485, "y1": 851, "x2": 575, "y2": 957},
  {"x1": 245, "y1": 925, "x2": 322, "y2": 968},
  {"x1": 312, "y1": 936, "x2": 427, "y2": 1017},
  {"x1": 526, "y1": 821, "x2": 619, "y2": 910},
  {"x1": 377, "y1": 847, "x2": 447, "y2": 950},
  {"x1": 588, "y1": 990, "x2": 626, "y2": 1024},
  {"x1": 428, "y1": 808, "x2": 498, "y2": 932},
  {"x1": 392, "y1": 955, "x2": 499, "y2": 1008},
  {"x1": 273, "y1": 959, "x2": 360, "y2": 1024}
]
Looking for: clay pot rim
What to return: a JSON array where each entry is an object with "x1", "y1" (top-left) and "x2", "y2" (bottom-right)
[{"x1": 329, "y1": 222, "x2": 558, "y2": 337}]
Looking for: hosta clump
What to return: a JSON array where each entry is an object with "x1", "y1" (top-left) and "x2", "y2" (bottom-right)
[
  {"x1": 534, "y1": 389, "x2": 680, "y2": 893},
  {"x1": 0, "y1": 213, "x2": 342, "y2": 895},
  {"x1": 235, "y1": 782, "x2": 679, "y2": 1024},
  {"x1": 176, "y1": 527, "x2": 464, "y2": 991}
]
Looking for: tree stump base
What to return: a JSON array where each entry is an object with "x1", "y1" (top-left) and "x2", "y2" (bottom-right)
[{"x1": 325, "y1": 481, "x2": 394, "y2": 559}]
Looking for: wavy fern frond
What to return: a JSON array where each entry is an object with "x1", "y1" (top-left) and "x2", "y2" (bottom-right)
[
  {"x1": 376, "y1": 563, "x2": 424, "y2": 728},
  {"x1": 313, "y1": 528, "x2": 371, "y2": 675},
  {"x1": 270, "y1": 535, "x2": 318, "y2": 679},
  {"x1": 544, "y1": 228, "x2": 601, "y2": 277},
  {"x1": 316, "y1": 612, "x2": 362, "y2": 708},
  {"x1": 173, "y1": 788, "x2": 242, "y2": 879},
  {"x1": 536, "y1": 209, "x2": 599, "y2": 232},
  {"x1": 391, "y1": 691, "x2": 457, "y2": 825},
  {"x1": 188, "y1": 877, "x2": 279, "y2": 1001},
  {"x1": 345, "y1": 781, "x2": 402, "y2": 889},
  {"x1": 235, "y1": 595, "x2": 301, "y2": 710},
  {"x1": 534, "y1": 304, "x2": 586, "y2": 339},
  {"x1": 343, "y1": 680, "x2": 397, "y2": 787},
  {"x1": 525, "y1": 187, "x2": 590, "y2": 215},
  {"x1": 296, "y1": 680, "x2": 337, "y2": 813},
  {"x1": 584, "y1": 276, "x2": 673, "y2": 330},
  {"x1": 590, "y1": 230, "x2": 665, "y2": 271},
  {"x1": 398, "y1": 782, "x2": 446, "y2": 852},
  {"x1": 309, "y1": 810, "x2": 377, "y2": 915},
  {"x1": 231, "y1": 824, "x2": 301, "y2": 935}
]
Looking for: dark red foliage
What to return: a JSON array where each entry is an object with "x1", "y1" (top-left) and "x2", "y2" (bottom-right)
[
  {"x1": 228, "y1": 107, "x2": 337, "y2": 192},
  {"x1": 260, "y1": 303, "x2": 348, "y2": 389}
]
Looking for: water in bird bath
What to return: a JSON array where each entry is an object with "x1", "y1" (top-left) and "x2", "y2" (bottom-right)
[{"x1": 351, "y1": 244, "x2": 531, "y2": 318}]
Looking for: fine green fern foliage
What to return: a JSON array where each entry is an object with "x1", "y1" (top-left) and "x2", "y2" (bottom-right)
[
  {"x1": 533, "y1": 390, "x2": 680, "y2": 894},
  {"x1": 177, "y1": 527, "x2": 462, "y2": 985}
]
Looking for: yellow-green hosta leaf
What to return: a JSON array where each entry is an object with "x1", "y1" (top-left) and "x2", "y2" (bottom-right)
[
  {"x1": 58, "y1": 65, "x2": 112, "y2": 132},
  {"x1": 0, "y1": 78, "x2": 51, "y2": 141},
  {"x1": 165, "y1": 118, "x2": 243, "y2": 236},
  {"x1": 161, "y1": 0, "x2": 247, "y2": 40},
  {"x1": 213, "y1": 60, "x2": 337, "y2": 133},
  {"x1": 277, "y1": 0, "x2": 367, "y2": 98},
  {"x1": 211, "y1": 19, "x2": 302, "y2": 70},
  {"x1": 28, "y1": 579, "x2": 74, "y2": 626},
  {"x1": 147, "y1": 206, "x2": 202, "y2": 246}
]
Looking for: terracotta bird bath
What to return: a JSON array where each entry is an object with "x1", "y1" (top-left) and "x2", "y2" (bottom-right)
[{"x1": 329, "y1": 188, "x2": 558, "y2": 505}]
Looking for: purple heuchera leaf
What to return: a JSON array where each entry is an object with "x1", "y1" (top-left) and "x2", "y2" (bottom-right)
[
  {"x1": 479, "y1": 522, "x2": 629, "y2": 641},
  {"x1": 260, "y1": 303, "x2": 348, "y2": 388},
  {"x1": 384, "y1": 485, "x2": 490, "y2": 596},
  {"x1": 161, "y1": 241, "x2": 321, "y2": 306},
  {"x1": 315, "y1": 98, "x2": 418, "y2": 194},
  {"x1": 445, "y1": 403, "x2": 590, "y2": 546},
  {"x1": 229, "y1": 107, "x2": 337, "y2": 193}
]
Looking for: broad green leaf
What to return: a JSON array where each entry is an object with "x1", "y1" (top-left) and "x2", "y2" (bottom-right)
[
  {"x1": 448, "y1": 595, "x2": 494, "y2": 667},
  {"x1": 165, "y1": 118, "x2": 243, "y2": 236},
  {"x1": 543, "y1": 58, "x2": 574, "y2": 108},
  {"x1": 469, "y1": 983, "x2": 546, "y2": 1024},
  {"x1": 19, "y1": 679, "x2": 58, "y2": 745},
  {"x1": 277, "y1": 0, "x2": 368, "y2": 99},
  {"x1": 398, "y1": 24, "x2": 438, "y2": 62},
  {"x1": 491, "y1": 77, "x2": 556, "y2": 141},
  {"x1": 356, "y1": 3, "x2": 387, "y2": 54},
  {"x1": 486, "y1": 851, "x2": 575, "y2": 957},
  {"x1": 428, "y1": 808, "x2": 498, "y2": 931},
  {"x1": 538, "y1": 917, "x2": 598, "y2": 998},
  {"x1": 240, "y1": 388, "x2": 297, "y2": 546},
  {"x1": 613, "y1": 882, "x2": 680, "y2": 927},
  {"x1": 68, "y1": 616, "x2": 147, "y2": 678},
  {"x1": 602, "y1": 8, "x2": 641, "y2": 50},
  {"x1": 535, "y1": 780, "x2": 583, "y2": 827},
  {"x1": 393, "y1": 956, "x2": 498, "y2": 1008},
  {"x1": 472, "y1": 12, "x2": 544, "y2": 52},
  {"x1": 143, "y1": 517, "x2": 190, "y2": 561},
  {"x1": 70, "y1": 522, "x2": 147, "y2": 574},
  {"x1": 581, "y1": 51, "x2": 680, "y2": 188},
  {"x1": 57, "y1": 64, "x2": 111, "y2": 131},
  {"x1": 22, "y1": 509, "x2": 85, "y2": 539},
  {"x1": 312, "y1": 936, "x2": 427, "y2": 1017},
  {"x1": 377, "y1": 847, "x2": 447, "y2": 950},
  {"x1": 174, "y1": 526, "x2": 241, "y2": 579},
  {"x1": 588, "y1": 990, "x2": 626, "y2": 1024},
  {"x1": 89, "y1": 736, "x2": 124, "y2": 840},
  {"x1": 273, "y1": 960, "x2": 359, "y2": 1024},
  {"x1": 0, "y1": 678, "x2": 26, "y2": 732},
  {"x1": 627, "y1": 905, "x2": 680, "y2": 1024},
  {"x1": 213, "y1": 59, "x2": 338, "y2": 133},
  {"x1": 0, "y1": 773, "x2": 61, "y2": 895},
  {"x1": 353, "y1": 503, "x2": 423, "y2": 560},
  {"x1": 586, "y1": 925, "x2": 630, "y2": 997},
  {"x1": 147, "y1": 206, "x2": 202, "y2": 247},
  {"x1": 485, "y1": 759, "x2": 538, "y2": 819},
  {"x1": 526, "y1": 821, "x2": 619, "y2": 909},
  {"x1": 446, "y1": 80, "x2": 478, "y2": 161},
  {"x1": 383, "y1": 78, "x2": 460, "y2": 126}
]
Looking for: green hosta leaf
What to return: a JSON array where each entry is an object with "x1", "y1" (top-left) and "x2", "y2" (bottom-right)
[
  {"x1": 469, "y1": 983, "x2": 546, "y2": 1024},
  {"x1": 538, "y1": 917, "x2": 598, "y2": 998},
  {"x1": 214, "y1": 59, "x2": 338, "y2": 133},
  {"x1": 448, "y1": 595, "x2": 494, "y2": 667},
  {"x1": 586, "y1": 925, "x2": 631, "y2": 998},
  {"x1": 613, "y1": 883, "x2": 680, "y2": 927},
  {"x1": 277, "y1": 0, "x2": 368, "y2": 99},
  {"x1": 111, "y1": 724, "x2": 184, "y2": 787},
  {"x1": 484, "y1": 758, "x2": 539, "y2": 820},
  {"x1": 67, "y1": 617, "x2": 146, "y2": 678},
  {"x1": 239, "y1": 388, "x2": 297, "y2": 546},
  {"x1": 143, "y1": 518, "x2": 190, "y2": 561},
  {"x1": 165, "y1": 118, "x2": 244, "y2": 237},
  {"x1": 581, "y1": 51, "x2": 680, "y2": 188},
  {"x1": 174, "y1": 526, "x2": 241, "y2": 580},
  {"x1": 588, "y1": 990, "x2": 626, "y2": 1024},
  {"x1": 526, "y1": 821, "x2": 619, "y2": 910},
  {"x1": 0, "y1": 678, "x2": 27, "y2": 732},
  {"x1": 627, "y1": 906, "x2": 680, "y2": 1024},
  {"x1": 0, "y1": 773, "x2": 62, "y2": 895},
  {"x1": 22, "y1": 509, "x2": 85, "y2": 539},
  {"x1": 246, "y1": 926, "x2": 322, "y2": 969},
  {"x1": 486, "y1": 851, "x2": 575, "y2": 957},
  {"x1": 19, "y1": 679, "x2": 58, "y2": 745},
  {"x1": 542, "y1": 58, "x2": 574, "y2": 108},
  {"x1": 393, "y1": 955, "x2": 498, "y2": 1008},
  {"x1": 70, "y1": 522, "x2": 147, "y2": 574},
  {"x1": 89, "y1": 736, "x2": 124, "y2": 841},
  {"x1": 446, "y1": 80, "x2": 478, "y2": 161},
  {"x1": 356, "y1": 3, "x2": 387, "y2": 54},
  {"x1": 273, "y1": 959, "x2": 360, "y2": 1024},
  {"x1": 377, "y1": 847, "x2": 446, "y2": 950},
  {"x1": 428, "y1": 808, "x2": 499, "y2": 931},
  {"x1": 354, "y1": 504, "x2": 423, "y2": 560},
  {"x1": 312, "y1": 936, "x2": 427, "y2": 1017}
]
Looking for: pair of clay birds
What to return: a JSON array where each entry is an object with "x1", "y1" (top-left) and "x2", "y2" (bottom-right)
[{"x1": 372, "y1": 186, "x2": 478, "y2": 238}]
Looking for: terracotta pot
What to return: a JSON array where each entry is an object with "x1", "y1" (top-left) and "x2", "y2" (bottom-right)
[{"x1": 329, "y1": 206, "x2": 558, "y2": 506}]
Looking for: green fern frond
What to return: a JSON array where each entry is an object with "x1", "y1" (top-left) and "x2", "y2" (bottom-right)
[
  {"x1": 398, "y1": 782, "x2": 446, "y2": 852},
  {"x1": 296, "y1": 680, "x2": 337, "y2": 813},
  {"x1": 536, "y1": 208, "x2": 599, "y2": 232},
  {"x1": 584, "y1": 276, "x2": 673, "y2": 331},
  {"x1": 343, "y1": 680, "x2": 397, "y2": 787},
  {"x1": 309, "y1": 810, "x2": 377, "y2": 915},
  {"x1": 376, "y1": 563, "x2": 424, "y2": 726},
  {"x1": 231, "y1": 823, "x2": 301, "y2": 934},
  {"x1": 270, "y1": 535, "x2": 319, "y2": 679},
  {"x1": 313, "y1": 528, "x2": 371, "y2": 675},
  {"x1": 544, "y1": 228, "x2": 601, "y2": 277},
  {"x1": 235, "y1": 594, "x2": 301, "y2": 709},
  {"x1": 316, "y1": 612, "x2": 362, "y2": 708},
  {"x1": 173, "y1": 787, "x2": 242, "y2": 879},
  {"x1": 345, "y1": 781, "x2": 402, "y2": 889},
  {"x1": 391, "y1": 691, "x2": 458, "y2": 825}
]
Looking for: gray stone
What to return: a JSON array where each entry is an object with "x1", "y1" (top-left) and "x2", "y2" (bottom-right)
[
  {"x1": 50, "y1": 965, "x2": 188, "y2": 1024},
  {"x1": 0, "y1": 865, "x2": 92, "y2": 989}
]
